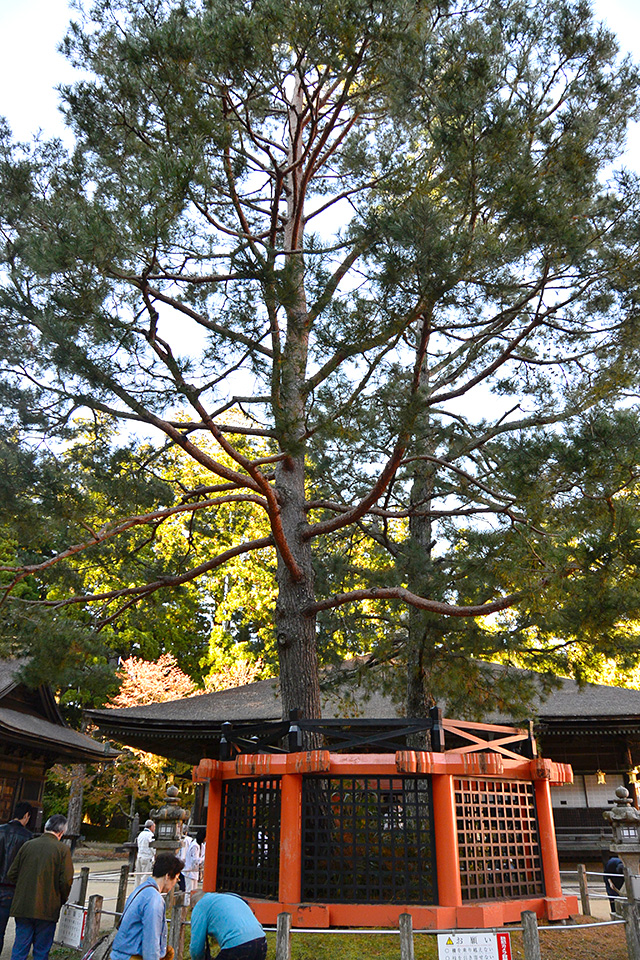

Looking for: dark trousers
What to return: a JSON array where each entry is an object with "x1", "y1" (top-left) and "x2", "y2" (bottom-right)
[
  {"x1": 605, "y1": 877, "x2": 624, "y2": 911},
  {"x1": 0, "y1": 893, "x2": 12, "y2": 955},
  {"x1": 10, "y1": 918, "x2": 57, "y2": 960},
  {"x1": 216, "y1": 937, "x2": 267, "y2": 960}
]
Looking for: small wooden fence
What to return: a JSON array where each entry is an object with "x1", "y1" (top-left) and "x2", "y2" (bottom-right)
[
  {"x1": 66, "y1": 862, "x2": 640, "y2": 960},
  {"x1": 64, "y1": 864, "x2": 189, "y2": 958}
]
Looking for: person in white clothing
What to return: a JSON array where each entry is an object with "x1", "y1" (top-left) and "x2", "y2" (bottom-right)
[
  {"x1": 180, "y1": 830, "x2": 199, "y2": 899},
  {"x1": 134, "y1": 819, "x2": 155, "y2": 880},
  {"x1": 194, "y1": 828, "x2": 206, "y2": 884}
]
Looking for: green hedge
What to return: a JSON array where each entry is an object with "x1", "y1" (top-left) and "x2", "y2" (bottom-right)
[{"x1": 80, "y1": 824, "x2": 128, "y2": 843}]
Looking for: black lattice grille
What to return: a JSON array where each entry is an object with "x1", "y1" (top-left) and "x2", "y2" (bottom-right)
[
  {"x1": 455, "y1": 778, "x2": 544, "y2": 900},
  {"x1": 217, "y1": 777, "x2": 281, "y2": 899},
  {"x1": 301, "y1": 776, "x2": 436, "y2": 904}
]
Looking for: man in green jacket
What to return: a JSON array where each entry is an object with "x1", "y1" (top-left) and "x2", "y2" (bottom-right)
[{"x1": 7, "y1": 813, "x2": 74, "y2": 960}]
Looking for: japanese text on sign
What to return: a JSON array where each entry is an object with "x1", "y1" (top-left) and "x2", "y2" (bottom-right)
[{"x1": 437, "y1": 932, "x2": 512, "y2": 960}]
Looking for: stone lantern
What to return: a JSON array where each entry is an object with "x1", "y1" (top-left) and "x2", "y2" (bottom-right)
[
  {"x1": 149, "y1": 783, "x2": 190, "y2": 856},
  {"x1": 603, "y1": 785, "x2": 640, "y2": 877}
]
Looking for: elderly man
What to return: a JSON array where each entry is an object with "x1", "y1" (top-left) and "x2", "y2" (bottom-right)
[
  {"x1": 190, "y1": 892, "x2": 266, "y2": 960},
  {"x1": 135, "y1": 820, "x2": 156, "y2": 880},
  {"x1": 0, "y1": 802, "x2": 34, "y2": 954},
  {"x1": 7, "y1": 813, "x2": 73, "y2": 960},
  {"x1": 111, "y1": 853, "x2": 183, "y2": 960}
]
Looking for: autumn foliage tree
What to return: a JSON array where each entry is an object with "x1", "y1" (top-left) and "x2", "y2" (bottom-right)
[
  {"x1": 48, "y1": 654, "x2": 196, "y2": 830},
  {"x1": 110, "y1": 654, "x2": 198, "y2": 707}
]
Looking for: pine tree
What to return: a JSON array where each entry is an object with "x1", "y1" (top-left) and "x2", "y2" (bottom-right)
[{"x1": 2, "y1": 0, "x2": 640, "y2": 727}]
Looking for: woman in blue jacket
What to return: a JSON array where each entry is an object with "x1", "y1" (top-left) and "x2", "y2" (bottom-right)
[{"x1": 111, "y1": 854, "x2": 184, "y2": 960}]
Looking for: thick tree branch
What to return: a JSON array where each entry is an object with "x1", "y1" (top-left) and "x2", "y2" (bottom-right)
[
  {"x1": 306, "y1": 585, "x2": 530, "y2": 617},
  {"x1": 11, "y1": 536, "x2": 275, "y2": 611},
  {"x1": 0, "y1": 494, "x2": 268, "y2": 601}
]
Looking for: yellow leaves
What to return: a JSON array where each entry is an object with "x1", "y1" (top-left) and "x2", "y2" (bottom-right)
[{"x1": 204, "y1": 655, "x2": 265, "y2": 691}]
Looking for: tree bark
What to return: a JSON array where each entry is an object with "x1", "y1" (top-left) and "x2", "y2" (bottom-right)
[
  {"x1": 272, "y1": 72, "x2": 322, "y2": 729},
  {"x1": 66, "y1": 763, "x2": 86, "y2": 837},
  {"x1": 405, "y1": 318, "x2": 437, "y2": 748},
  {"x1": 275, "y1": 455, "x2": 321, "y2": 723}
]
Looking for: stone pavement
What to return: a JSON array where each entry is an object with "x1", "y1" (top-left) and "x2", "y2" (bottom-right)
[{"x1": 560, "y1": 861, "x2": 621, "y2": 921}]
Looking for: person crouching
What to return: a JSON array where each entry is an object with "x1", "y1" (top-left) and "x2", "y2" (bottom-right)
[{"x1": 189, "y1": 891, "x2": 266, "y2": 960}]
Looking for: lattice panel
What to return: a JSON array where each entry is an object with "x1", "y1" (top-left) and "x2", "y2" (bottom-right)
[
  {"x1": 301, "y1": 775, "x2": 436, "y2": 904},
  {"x1": 217, "y1": 777, "x2": 281, "y2": 899},
  {"x1": 455, "y1": 778, "x2": 544, "y2": 900}
]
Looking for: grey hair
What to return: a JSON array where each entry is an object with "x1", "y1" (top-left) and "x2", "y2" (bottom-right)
[
  {"x1": 144, "y1": 820, "x2": 155, "y2": 829},
  {"x1": 44, "y1": 814, "x2": 68, "y2": 834}
]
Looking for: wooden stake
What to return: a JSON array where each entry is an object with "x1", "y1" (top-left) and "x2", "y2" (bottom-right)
[
  {"x1": 521, "y1": 910, "x2": 541, "y2": 960},
  {"x1": 81, "y1": 894, "x2": 103, "y2": 953},
  {"x1": 115, "y1": 864, "x2": 129, "y2": 924},
  {"x1": 275, "y1": 912, "x2": 291, "y2": 960},
  {"x1": 399, "y1": 912, "x2": 415, "y2": 960},
  {"x1": 577, "y1": 863, "x2": 591, "y2": 916}
]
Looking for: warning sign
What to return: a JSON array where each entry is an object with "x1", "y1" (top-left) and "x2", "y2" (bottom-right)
[
  {"x1": 437, "y1": 932, "x2": 512, "y2": 960},
  {"x1": 57, "y1": 903, "x2": 87, "y2": 948},
  {"x1": 497, "y1": 934, "x2": 512, "y2": 960}
]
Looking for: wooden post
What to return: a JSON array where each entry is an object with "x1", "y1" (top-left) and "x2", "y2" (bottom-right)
[
  {"x1": 431, "y1": 774, "x2": 463, "y2": 906},
  {"x1": 81, "y1": 894, "x2": 103, "y2": 952},
  {"x1": 203, "y1": 778, "x2": 222, "y2": 892},
  {"x1": 166, "y1": 885, "x2": 176, "y2": 916},
  {"x1": 624, "y1": 862, "x2": 636, "y2": 903},
  {"x1": 279, "y1": 774, "x2": 302, "y2": 905},
  {"x1": 521, "y1": 910, "x2": 541, "y2": 960},
  {"x1": 78, "y1": 866, "x2": 90, "y2": 907},
  {"x1": 577, "y1": 863, "x2": 591, "y2": 916},
  {"x1": 399, "y1": 912, "x2": 415, "y2": 960},
  {"x1": 176, "y1": 892, "x2": 188, "y2": 960},
  {"x1": 168, "y1": 891, "x2": 187, "y2": 959},
  {"x1": 115, "y1": 864, "x2": 129, "y2": 924},
  {"x1": 533, "y1": 779, "x2": 563, "y2": 899},
  {"x1": 624, "y1": 902, "x2": 640, "y2": 960},
  {"x1": 275, "y1": 912, "x2": 291, "y2": 960}
]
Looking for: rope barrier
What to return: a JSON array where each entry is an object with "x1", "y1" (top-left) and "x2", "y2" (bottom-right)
[
  {"x1": 66, "y1": 862, "x2": 630, "y2": 942},
  {"x1": 536, "y1": 920, "x2": 626, "y2": 931},
  {"x1": 257, "y1": 919, "x2": 626, "y2": 935}
]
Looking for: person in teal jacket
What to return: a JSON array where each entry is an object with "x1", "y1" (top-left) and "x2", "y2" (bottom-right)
[{"x1": 189, "y1": 892, "x2": 266, "y2": 960}]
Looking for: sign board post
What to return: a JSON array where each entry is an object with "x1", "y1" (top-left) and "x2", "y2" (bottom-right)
[{"x1": 57, "y1": 903, "x2": 87, "y2": 948}]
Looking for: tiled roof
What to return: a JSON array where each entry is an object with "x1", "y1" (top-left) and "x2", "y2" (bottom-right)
[
  {"x1": 85, "y1": 663, "x2": 640, "y2": 763},
  {"x1": 0, "y1": 656, "x2": 30, "y2": 699},
  {"x1": 0, "y1": 707, "x2": 115, "y2": 762},
  {"x1": 89, "y1": 664, "x2": 640, "y2": 726},
  {"x1": 525, "y1": 673, "x2": 640, "y2": 720},
  {"x1": 0, "y1": 658, "x2": 118, "y2": 762},
  {"x1": 89, "y1": 673, "x2": 403, "y2": 725}
]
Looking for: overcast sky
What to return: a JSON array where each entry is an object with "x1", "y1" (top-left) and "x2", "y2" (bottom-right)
[{"x1": 1, "y1": 0, "x2": 639, "y2": 157}]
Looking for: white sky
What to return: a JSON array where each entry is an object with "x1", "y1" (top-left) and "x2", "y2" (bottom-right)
[{"x1": 1, "y1": 0, "x2": 640, "y2": 159}]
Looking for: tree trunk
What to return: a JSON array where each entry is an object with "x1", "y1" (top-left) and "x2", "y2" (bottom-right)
[
  {"x1": 405, "y1": 317, "x2": 437, "y2": 748},
  {"x1": 272, "y1": 72, "x2": 323, "y2": 731},
  {"x1": 66, "y1": 763, "x2": 85, "y2": 837},
  {"x1": 275, "y1": 454, "x2": 321, "y2": 724}
]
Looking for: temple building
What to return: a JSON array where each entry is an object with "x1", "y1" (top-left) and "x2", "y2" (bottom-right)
[
  {"x1": 88, "y1": 665, "x2": 640, "y2": 856},
  {"x1": 0, "y1": 659, "x2": 117, "y2": 827}
]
